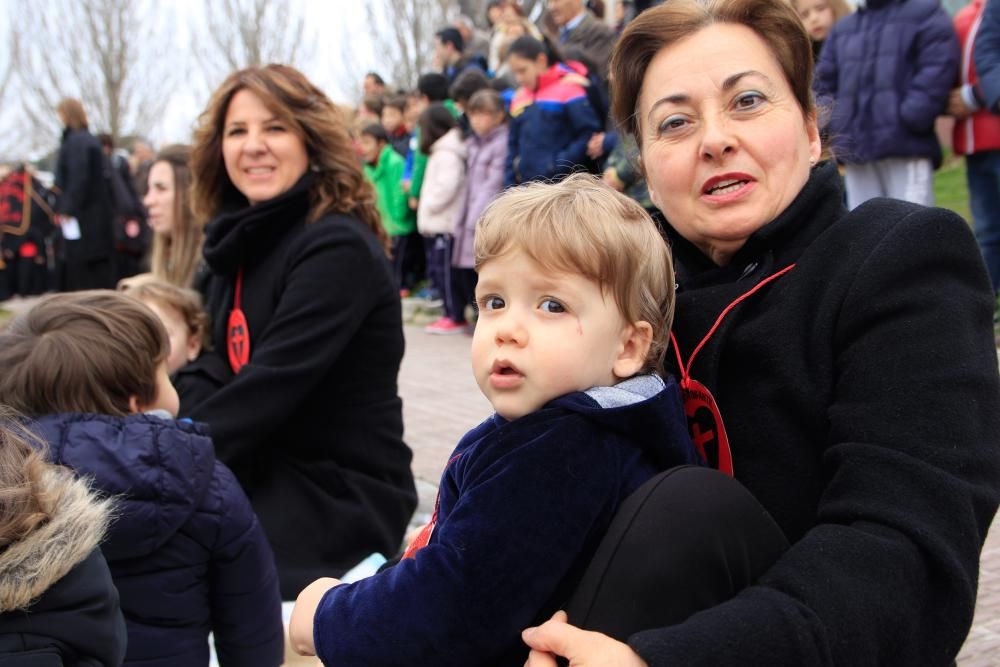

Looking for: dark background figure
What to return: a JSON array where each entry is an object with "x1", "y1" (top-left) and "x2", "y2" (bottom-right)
[
  {"x1": 547, "y1": 0, "x2": 617, "y2": 83},
  {"x1": 98, "y1": 133, "x2": 151, "y2": 284},
  {"x1": 0, "y1": 166, "x2": 56, "y2": 299},
  {"x1": 52, "y1": 97, "x2": 116, "y2": 291},
  {"x1": 434, "y1": 26, "x2": 488, "y2": 85}
]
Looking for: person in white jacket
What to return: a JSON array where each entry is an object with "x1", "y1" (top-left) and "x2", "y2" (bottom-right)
[{"x1": 417, "y1": 103, "x2": 470, "y2": 335}]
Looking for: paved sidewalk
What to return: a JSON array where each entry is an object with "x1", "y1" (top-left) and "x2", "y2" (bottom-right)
[{"x1": 398, "y1": 324, "x2": 1000, "y2": 664}]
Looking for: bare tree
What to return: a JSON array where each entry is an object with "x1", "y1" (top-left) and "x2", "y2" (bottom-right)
[
  {"x1": 10, "y1": 0, "x2": 175, "y2": 151},
  {"x1": 192, "y1": 0, "x2": 315, "y2": 95},
  {"x1": 341, "y1": 0, "x2": 457, "y2": 95}
]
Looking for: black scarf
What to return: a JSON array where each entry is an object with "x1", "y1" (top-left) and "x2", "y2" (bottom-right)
[{"x1": 202, "y1": 172, "x2": 315, "y2": 274}]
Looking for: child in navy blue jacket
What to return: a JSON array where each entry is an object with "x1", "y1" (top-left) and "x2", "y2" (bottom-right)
[
  {"x1": 0, "y1": 291, "x2": 284, "y2": 667},
  {"x1": 289, "y1": 174, "x2": 699, "y2": 666}
]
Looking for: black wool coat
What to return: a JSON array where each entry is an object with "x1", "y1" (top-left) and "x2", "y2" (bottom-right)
[
  {"x1": 191, "y1": 175, "x2": 418, "y2": 598},
  {"x1": 631, "y1": 162, "x2": 1000, "y2": 665},
  {"x1": 53, "y1": 128, "x2": 114, "y2": 263}
]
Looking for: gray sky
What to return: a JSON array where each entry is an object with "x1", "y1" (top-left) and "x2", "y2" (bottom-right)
[{"x1": 0, "y1": 0, "x2": 378, "y2": 155}]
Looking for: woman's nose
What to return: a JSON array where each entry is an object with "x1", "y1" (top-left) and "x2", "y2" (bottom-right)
[
  {"x1": 699, "y1": 114, "x2": 737, "y2": 162},
  {"x1": 243, "y1": 127, "x2": 266, "y2": 154}
]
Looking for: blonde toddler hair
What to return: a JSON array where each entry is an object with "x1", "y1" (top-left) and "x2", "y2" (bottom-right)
[{"x1": 475, "y1": 174, "x2": 675, "y2": 375}]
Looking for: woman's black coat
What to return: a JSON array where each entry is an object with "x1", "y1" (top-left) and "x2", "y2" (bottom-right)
[
  {"x1": 190, "y1": 177, "x2": 418, "y2": 598},
  {"x1": 630, "y1": 163, "x2": 1000, "y2": 665}
]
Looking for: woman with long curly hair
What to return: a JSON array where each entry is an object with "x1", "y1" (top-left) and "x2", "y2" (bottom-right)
[{"x1": 187, "y1": 64, "x2": 417, "y2": 599}]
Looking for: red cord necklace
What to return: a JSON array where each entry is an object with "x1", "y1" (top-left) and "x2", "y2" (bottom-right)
[{"x1": 670, "y1": 263, "x2": 796, "y2": 475}]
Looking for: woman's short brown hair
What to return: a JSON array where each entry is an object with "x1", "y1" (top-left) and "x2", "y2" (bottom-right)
[
  {"x1": 55, "y1": 98, "x2": 89, "y2": 131},
  {"x1": 0, "y1": 291, "x2": 168, "y2": 417},
  {"x1": 190, "y1": 64, "x2": 388, "y2": 251},
  {"x1": 610, "y1": 0, "x2": 814, "y2": 143}
]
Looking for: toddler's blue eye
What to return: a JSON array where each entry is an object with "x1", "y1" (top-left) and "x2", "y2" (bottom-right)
[
  {"x1": 540, "y1": 299, "x2": 565, "y2": 313},
  {"x1": 483, "y1": 296, "x2": 505, "y2": 311}
]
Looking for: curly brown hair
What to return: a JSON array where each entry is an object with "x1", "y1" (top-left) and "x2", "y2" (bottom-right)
[{"x1": 190, "y1": 64, "x2": 388, "y2": 252}]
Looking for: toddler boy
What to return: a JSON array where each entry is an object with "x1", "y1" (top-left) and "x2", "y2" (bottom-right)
[{"x1": 290, "y1": 174, "x2": 698, "y2": 666}]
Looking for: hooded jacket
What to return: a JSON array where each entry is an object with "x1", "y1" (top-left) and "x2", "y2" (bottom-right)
[
  {"x1": 417, "y1": 128, "x2": 468, "y2": 236},
  {"x1": 364, "y1": 144, "x2": 411, "y2": 237},
  {"x1": 33, "y1": 413, "x2": 283, "y2": 667},
  {"x1": 0, "y1": 468, "x2": 126, "y2": 666},
  {"x1": 506, "y1": 63, "x2": 603, "y2": 186},
  {"x1": 314, "y1": 375, "x2": 699, "y2": 666},
  {"x1": 814, "y1": 0, "x2": 959, "y2": 167},
  {"x1": 453, "y1": 123, "x2": 508, "y2": 269}
]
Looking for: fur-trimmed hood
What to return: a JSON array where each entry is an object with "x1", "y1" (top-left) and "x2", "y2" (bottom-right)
[{"x1": 0, "y1": 467, "x2": 110, "y2": 611}]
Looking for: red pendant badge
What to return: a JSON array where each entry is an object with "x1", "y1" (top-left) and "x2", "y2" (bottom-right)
[
  {"x1": 227, "y1": 307, "x2": 250, "y2": 374},
  {"x1": 227, "y1": 268, "x2": 250, "y2": 374},
  {"x1": 681, "y1": 376, "x2": 733, "y2": 476}
]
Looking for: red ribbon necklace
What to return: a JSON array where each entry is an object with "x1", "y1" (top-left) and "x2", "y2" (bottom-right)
[
  {"x1": 670, "y1": 263, "x2": 796, "y2": 476},
  {"x1": 227, "y1": 268, "x2": 250, "y2": 374}
]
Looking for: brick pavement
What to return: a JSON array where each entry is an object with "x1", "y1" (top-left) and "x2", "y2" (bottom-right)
[{"x1": 397, "y1": 323, "x2": 1000, "y2": 664}]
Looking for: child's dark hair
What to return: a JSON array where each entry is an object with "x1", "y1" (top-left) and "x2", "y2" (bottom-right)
[
  {"x1": 418, "y1": 104, "x2": 458, "y2": 154},
  {"x1": 417, "y1": 73, "x2": 451, "y2": 103},
  {"x1": 467, "y1": 89, "x2": 506, "y2": 115},
  {"x1": 450, "y1": 69, "x2": 491, "y2": 106},
  {"x1": 362, "y1": 122, "x2": 389, "y2": 144},
  {"x1": 507, "y1": 34, "x2": 563, "y2": 65},
  {"x1": 362, "y1": 94, "x2": 384, "y2": 118},
  {"x1": 436, "y1": 26, "x2": 465, "y2": 52},
  {"x1": 0, "y1": 291, "x2": 169, "y2": 417},
  {"x1": 384, "y1": 94, "x2": 407, "y2": 113}
]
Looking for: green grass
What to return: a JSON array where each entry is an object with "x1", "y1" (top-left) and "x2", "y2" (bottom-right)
[
  {"x1": 0, "y1": 308, "x2": 12, "y2": 329},
  {"x1": 934, "y1": 153, "x2": 972, "y2": 224}
]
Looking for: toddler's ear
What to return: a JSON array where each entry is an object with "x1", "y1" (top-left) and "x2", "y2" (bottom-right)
[
  {"x1": 127, "y1": 395, "x2": 142, "y2": 414},
  {"x1": 614, "y1": 321, "x2": 653, "y2": 379},
  {"x1": 186, "y1": 334, "x2": 202, "y2": 363}
]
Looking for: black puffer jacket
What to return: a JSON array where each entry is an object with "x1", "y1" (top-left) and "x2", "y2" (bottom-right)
[{"x1": 0, "y1": 466, "x2": 125, "y2": 666}]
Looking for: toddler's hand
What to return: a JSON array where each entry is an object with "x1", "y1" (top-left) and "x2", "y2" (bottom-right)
[{"x1": 289, "y1": 577, "x2": 342, "y2": 656}]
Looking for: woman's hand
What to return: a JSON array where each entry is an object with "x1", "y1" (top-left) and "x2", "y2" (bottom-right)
[
  {"x1": 289, "y1": 577, "x2": 342, "y2": 656},
  {"x1": 522, "y1": 611, "x2": 649, "y2": 667}
]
